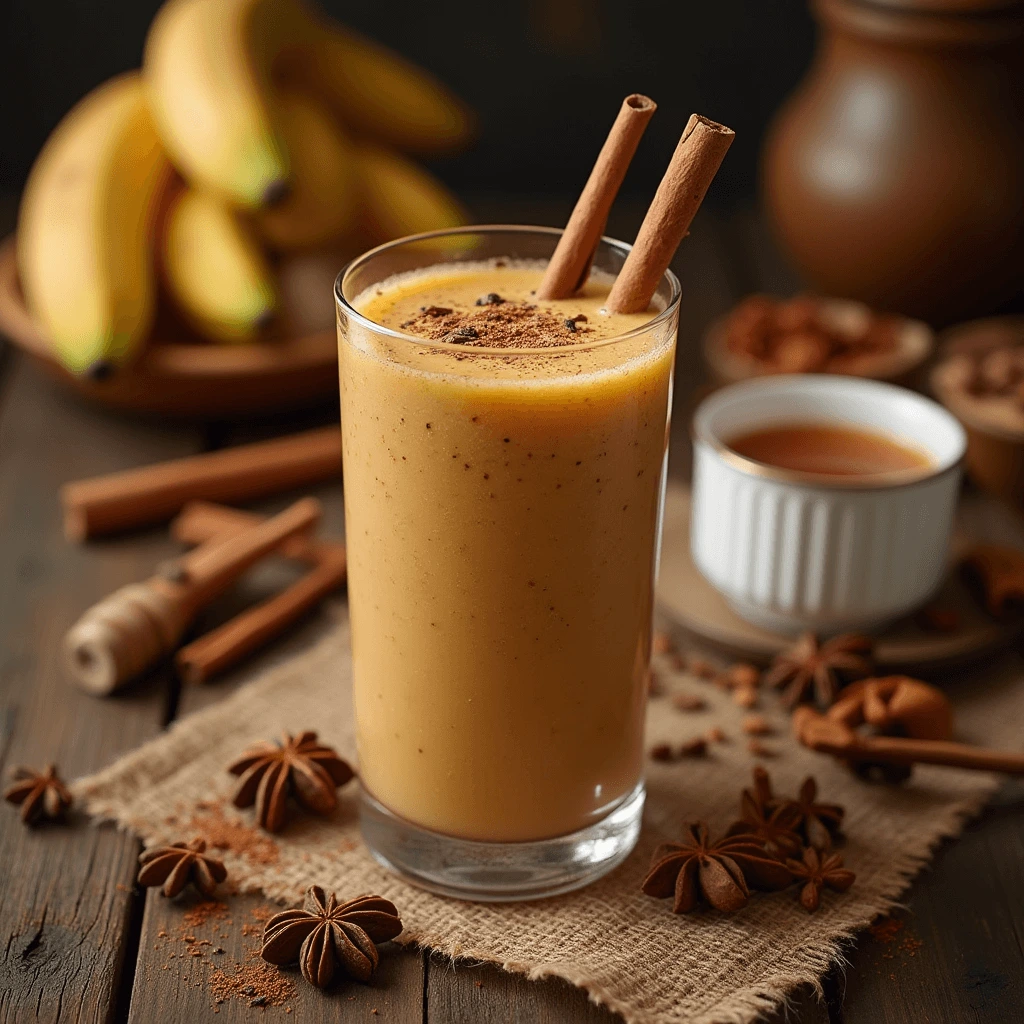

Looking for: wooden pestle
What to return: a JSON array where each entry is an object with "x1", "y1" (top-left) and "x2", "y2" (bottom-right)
[
  {"x1": 793, "y1": 707, "x2": 1024, "y2": 776},
  {"x1": 64, "y1": 498, "x2": 322, "y2": 695}
]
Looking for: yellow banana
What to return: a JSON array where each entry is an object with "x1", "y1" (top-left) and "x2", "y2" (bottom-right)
[
  {"x1": 143, "y1": 0, "x2": 317, "y2": 208},
  {"x1": 280, "y1": 26, "x2": 474, "y2": 156},
  {"x1": 255, "y1": 90, "x2": 358, "y2": 252},
  {"x1": 356, "y1": 144, "x2": 467, "y2": 245},
  {"x1": 162, "y1": 188, "x2": 276, "y2": 343},
  {"x1": 17, "y1": 73, "x2": 170, "y2": 377}
]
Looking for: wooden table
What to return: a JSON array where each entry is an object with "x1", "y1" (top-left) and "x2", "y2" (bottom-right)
[{"x1": 1, "y1": 201, "x2": 1022, "y2": 1023}]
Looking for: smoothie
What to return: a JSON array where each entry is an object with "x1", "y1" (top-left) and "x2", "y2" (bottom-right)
[{"x1": 340, "y1": 259, "x2": 675, "y2": 842}]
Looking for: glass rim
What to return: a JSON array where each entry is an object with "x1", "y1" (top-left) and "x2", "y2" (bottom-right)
[{"x1": 334, "y1": 224, "x2": 682, "y2": 356}]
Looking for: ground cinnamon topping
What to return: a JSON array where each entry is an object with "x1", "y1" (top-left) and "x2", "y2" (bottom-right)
[{"x1": 400, "y1": 299, "x2": 595, "y2": 349}]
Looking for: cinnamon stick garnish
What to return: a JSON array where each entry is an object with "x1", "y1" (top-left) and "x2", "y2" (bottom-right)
[
  {"x1": 537, "y1": 94, "x2": 657, "y2": 300},
  {"x1": 605, "y1": 114, "x2": 734, "y2": 314},
  {"x1": 60, "y1": 426, "x2": 342, "y2": 542}
]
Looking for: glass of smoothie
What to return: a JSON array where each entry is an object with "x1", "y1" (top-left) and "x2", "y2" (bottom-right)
[{"x1": 336, "y1": 225, "x2": 680, "y2": 900}]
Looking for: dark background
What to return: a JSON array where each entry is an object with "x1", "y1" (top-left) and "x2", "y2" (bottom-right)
[{"x1": 0, "y1": 0, "x2": 816, "y2": 208}]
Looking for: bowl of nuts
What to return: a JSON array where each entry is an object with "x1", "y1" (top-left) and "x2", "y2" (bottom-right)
[
  {"x1": 931, "y1": 316, "x2": 1024, "y2": 508},
  {"x1": 704, "y1": 294, "x2": 934, "y2": 385}
]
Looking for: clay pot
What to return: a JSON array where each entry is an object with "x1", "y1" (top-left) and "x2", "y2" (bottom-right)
[{"x1": 762, "y1": 0, "x2": 1024, "y2": 327}]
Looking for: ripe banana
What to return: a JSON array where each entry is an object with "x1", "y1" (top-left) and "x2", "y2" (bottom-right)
[
  {"x1": 255, "y1": 90, "x2": 358, "y2": 252},
  {"x1": 17, "y1": 73, "x2": 170, "y2": 376},
  {"x1": 279, "y1": 26, "x2": 474, "y2": 156},
  {"x1": 162, "y1": 188, "x2": 276, "y2": 343},
  {"x1": 356, "y1": 144, "x2": 467, "y2": 245},
  {"x1": 144, "y1": 0, "x2": 317, "y2": 209}
]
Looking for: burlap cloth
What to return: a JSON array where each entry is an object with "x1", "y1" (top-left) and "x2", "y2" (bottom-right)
[{"x1": 75, "y1": 605, "x2": 1024, "y2": 1024}]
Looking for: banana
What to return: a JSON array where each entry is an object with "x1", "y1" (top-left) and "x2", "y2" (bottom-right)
[
  {"x1": 162, "y1": 188, "x2": 276, "y2": 343},
  {"x1": 255, "y1": 90, "x2": 359, "y2": 252},
  {"x1": 279, "y1": 26, "x2": 474, "y2": 156},
  {"x1": 143, "y1": 0, "x2": 317, "y2": 209},
  {"x1": 17, "y1": 72, "x2": 170, "y2": 376},
  {"x1": 356, "y1": 144, "x2": 467, "y2": 245}
]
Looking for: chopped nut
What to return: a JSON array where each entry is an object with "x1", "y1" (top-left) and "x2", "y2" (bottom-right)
[
  {"x1": 679, "y1": 737, "x2": 708, "y2": 758},
  {"x1": 705, "y1": 726, "x2": 727, "y2": 743},
  {"x1": 649, "y1": 743, "x2": 675, "y2": 762},
  {"x1": 671, "y1": 692, "x2": 706, "y2": 713},
  {"x1": 652, "y1": 630, "x2": 674, "y2": 655},
  {"x1": 729, "y1": 663, "x2": 760, "y2": 689},
  {"x1": 688, "y1": 657, "x2": 716, "y2": 679},
  {"x1": 747, "y1": 739, "x2": 777, "y2": 758},
  {"x1": 733, "y1": 686, "x2": 759, "y2": 708},
  {"x1": 741, "y1": 714, "x2": 772, "y2": 736}
]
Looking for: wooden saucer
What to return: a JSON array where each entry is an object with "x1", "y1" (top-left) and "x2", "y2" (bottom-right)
[
  {"x1": 0, "y1": 236, "x2": 339, "y2": 418},
  {"x1": 656, "y1": 481, "x2": 1021, "y2": 671}
]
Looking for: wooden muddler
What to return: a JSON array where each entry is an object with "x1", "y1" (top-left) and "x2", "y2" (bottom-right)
[
  {"x1": 169, "y1": 502, "x2": 347, "y2": 685},
  {"x1": 60, "y1": 426, "x2": 341, "y2": 542},
  {"x1": 606, "y1": 114, "x2": 735, "y2": 314},
  {"x1": 537, "y1": 94, "x2": 657, "y2": 300},
  {"x1": 64, "y1": 498, "x2": 321, "y2": 695}
]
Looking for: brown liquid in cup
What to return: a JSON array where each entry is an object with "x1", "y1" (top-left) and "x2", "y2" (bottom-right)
[{"x1": 727, "y1": 423, "x2": 933, "y2": 478}]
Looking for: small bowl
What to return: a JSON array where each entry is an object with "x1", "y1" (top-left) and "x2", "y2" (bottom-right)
[
  {"x1": 690, "y1": 375, "x2": 966, "y2": 635},
  {"x1": 703, "y1": 296, "x2": 933, "y2": 386},
  {"x1": 931, "y1": 316, "x2": 1024, "y2": 509}
]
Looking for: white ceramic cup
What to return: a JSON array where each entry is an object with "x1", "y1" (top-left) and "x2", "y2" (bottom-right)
[{"x1": 690, "y1": 375, "x2": 967, "y2": 635}]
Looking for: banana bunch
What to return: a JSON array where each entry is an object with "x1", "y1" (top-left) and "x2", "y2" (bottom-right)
[{"x1": 18, "y1": 0, "x2": 472, "y2": 375}]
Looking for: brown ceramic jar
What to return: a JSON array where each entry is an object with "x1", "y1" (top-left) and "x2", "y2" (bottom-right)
[{"x1": 762, "y1": 0, "x2": 1024, "y2": 327}]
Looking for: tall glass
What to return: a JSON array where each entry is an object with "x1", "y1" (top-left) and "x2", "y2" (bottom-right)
[{"x1": 336, "y1": 226, "x2": 680, "y2": 900}]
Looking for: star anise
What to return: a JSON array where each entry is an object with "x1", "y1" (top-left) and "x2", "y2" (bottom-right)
[
  {"x1": 137, "y1": 837, "x2": 227, "y2": 897},
  {"x1": 781, "y1": 776, "x2": 845, "y2": 850},
  {"x1": 261, "y1": 885, "x2": 403, "y2": 988},
  {"x1": 4, "y1": 764, "x2": 73, "y2": 824},
  {"x1": 228, "y1": 731, "x2": 354, "y2": 832},
  {"x1": 641, "y1": 822, "x2": 791, "y2": 914},
  {"x1": 785, "y1": 846, "x2": 856, "y2": 911},
  {"x1": 726, "y1": 767, "x2": 803, "y2": 858},
  {"x1": 763, "y1": 632, "x2": 873, "y2": 708}
]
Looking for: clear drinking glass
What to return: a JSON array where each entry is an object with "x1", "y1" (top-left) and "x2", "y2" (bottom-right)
[{"x1": 336, "y1": 226, "x2": 680, "y2": 900}]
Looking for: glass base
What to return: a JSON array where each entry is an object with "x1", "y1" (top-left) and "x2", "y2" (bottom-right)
[{"x1": 360, "y1": 781, "x2": 645, "y2": 902}]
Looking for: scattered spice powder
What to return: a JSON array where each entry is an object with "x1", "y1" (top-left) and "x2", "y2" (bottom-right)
[
  {"x1": 188, "y1": 800, "x2": 280, "y2": 866},
  {"x1": 209, "y1": 949, "x2": 297, "y2": 1009}
]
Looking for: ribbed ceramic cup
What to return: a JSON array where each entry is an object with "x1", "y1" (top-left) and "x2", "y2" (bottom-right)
[{"x1": 691, "y1": 375, "x2": 966, "y2": 634}]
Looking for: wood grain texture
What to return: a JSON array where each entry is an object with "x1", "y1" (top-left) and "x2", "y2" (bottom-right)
[
  {"x1": 0, "y1": 358, "x2": 201, "y2": 1023},
  {"x1": 127, "y1": 891, "x2": 424, "y2": 1024}
]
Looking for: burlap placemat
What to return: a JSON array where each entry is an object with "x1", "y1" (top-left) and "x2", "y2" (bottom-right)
[{"x1": 75, "y1": 604, "x2": 1023, "y2": 1024}]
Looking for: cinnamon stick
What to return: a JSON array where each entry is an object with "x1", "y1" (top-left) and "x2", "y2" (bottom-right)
[
  {"x1": 176, "y1": 549, "x2": 347, "y2": 684},
  {"x1": 537, "y1": 94, "x2": 657, "y2": 300},
  {"x1": 171, "y1": 500, "x2": 347, "y2": 684},
  {"x1": 63, "y1": 498, "x2": 322, "y2": 695},
  {"x1": 794, "y1": 707, "x2": 1024, "y2": 776},
  {"x1": 605, "y1": 114, "x2": 735, "y2": 314},
  {"x1": 60, "y1": 426, "x2": 342, "y2": 542}
]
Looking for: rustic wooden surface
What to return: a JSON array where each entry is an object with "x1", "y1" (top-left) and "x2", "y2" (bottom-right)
[{"x1": 1, "y1": 202, "x2": 1022, "y2": 1023}]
